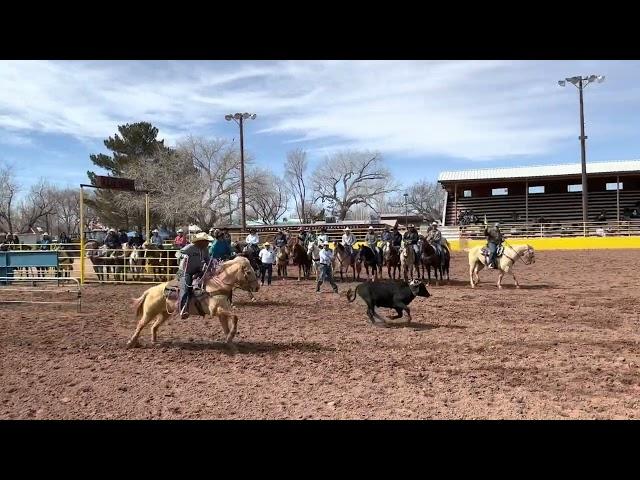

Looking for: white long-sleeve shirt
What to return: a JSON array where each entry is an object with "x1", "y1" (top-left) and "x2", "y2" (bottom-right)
[
  {"x1": 341, "y1": 233, "x2": 355, "y2": 246},
  {"x1": 246, "y1": 233, "x2": 260, "y2": 245},
  {"x1": 319, "y1": 248, "x2": 334, "y2": 265},
  {"x1": 259, "y1": 248, "x2": 276, "y2": 264}
]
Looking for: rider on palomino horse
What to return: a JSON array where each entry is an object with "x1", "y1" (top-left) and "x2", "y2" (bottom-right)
[
  {"x1": 484, "y1": 222, "x2": 503, "y2": 269},
  {"x1": 341, "y1": 227, "x2": 356, "y2": 257},
  {"x1": 177, "y1": 232, "x2": 213, "y2": 319}
]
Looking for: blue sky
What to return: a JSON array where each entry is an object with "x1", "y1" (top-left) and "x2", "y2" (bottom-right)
[{"x1": 1, "y1": 60, "x2": 640, "y2": 193}]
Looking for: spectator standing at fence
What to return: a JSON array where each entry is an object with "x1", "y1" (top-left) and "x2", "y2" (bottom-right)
[
  {"x1": 59, "y1": 232, "x2": 70, "y2": 245},
  {"x1": 174, "y1": 228, "x2": 188, "y2": 248},
  {"x1": 39, "y1": 232, "x2": 52, "y2": 250},
  {"x1": 104, "y1": 229, "x2": 122, "y2": 254},
  {"x1": 150, "y1": 229, "x2": 163, "y2": 248},
  {"x1": 118, "y1": 229, "x2": 129, "y2": 246},
  {"x1": 0, "y1": 232, "x2": 6, "y2": 244},
  {"x1": 222, "y1": 227, "x2": 232, "y2": 243},
  {"x1": 129, "y1": 230, "x2": 144, "y2": 247},
  {"x1": 258, "y1": 242, "x2": 276, "y2": 286},
  {"x1": 9, "y1": 233, "x2": 20, "y2": 245}
]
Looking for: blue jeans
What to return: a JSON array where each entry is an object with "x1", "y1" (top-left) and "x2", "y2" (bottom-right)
[
  {"x1": 179, "y1": 272, "x2": 193, "y2": 312},
  {"x1": 488, "y1": 242, "x2": 498, "y2": 267},
  {"x1": 317, "y1": 264, "x2": 337, "y2": 292},
  {"x1": 260, "y1": 262, "x2": 273, "y2": 285}
]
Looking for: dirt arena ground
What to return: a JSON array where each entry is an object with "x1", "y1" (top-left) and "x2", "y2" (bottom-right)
[{"x1": 1, "y1": 249, "x2": 639, "y2": 419}]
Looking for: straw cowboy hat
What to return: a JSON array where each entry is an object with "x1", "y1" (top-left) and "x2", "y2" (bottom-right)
[
  {"x1": 368, "y1": 226, "x2": 374, "y2": 230},
  {"x1": 43, "y1": 232, "x2": 49, "y2": 236},
  {"x1": 177, "y1": 228, "x2": 184, "y2": 233},
  {"x1": 192, "y1": 232, "x2": 213, "y2": 243},
  {"x1": 152, "y1": 229, "x2": 159, "y2": 233},
  {"x1": 432, "y1": 221, "x2": 438, "y2": 226},
  {"x1": 344, "y1": 227, "x2": 351, "y2": 231},
  {"x1": 263, "y1": 242, "x2": 271, "y2": 247}
]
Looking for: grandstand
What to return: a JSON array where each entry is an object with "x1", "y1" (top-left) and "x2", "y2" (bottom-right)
[{"x1": 438, "y1": 160, "x2": 640, "y2": 236}]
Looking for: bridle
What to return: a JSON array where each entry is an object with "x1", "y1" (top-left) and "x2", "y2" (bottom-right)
[{"x1": 502, "y1": 242, "x2": 534, "y2": 265}]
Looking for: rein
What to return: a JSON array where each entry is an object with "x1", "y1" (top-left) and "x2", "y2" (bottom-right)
[{"x1": 502, "y1": 242, "x2": 533, "y2": 265}]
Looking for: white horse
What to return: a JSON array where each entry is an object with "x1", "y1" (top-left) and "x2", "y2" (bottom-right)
[
  {"x1": 468, "y1": 243, "x2": 535, "y2": 289},
  {"x1": 307, "y1": 242, "x2": 322, "y2": 280}
]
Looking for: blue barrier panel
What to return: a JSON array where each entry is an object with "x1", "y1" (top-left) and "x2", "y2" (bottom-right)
[{"x1": 0, "y1": 251, "x2": 59, "y2": 284}]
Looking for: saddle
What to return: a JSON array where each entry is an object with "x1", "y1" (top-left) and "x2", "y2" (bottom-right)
[
  {"x1": 163, "y1": 277, "x2": 208, "y2": 317},
  {"x1": 481, "y1": 244, "x2": 504, "y2": 265}
]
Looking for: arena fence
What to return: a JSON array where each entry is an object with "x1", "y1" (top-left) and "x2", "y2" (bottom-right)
[{"x1": 2, "y1": 220, "x2": 637, "y2": 285}]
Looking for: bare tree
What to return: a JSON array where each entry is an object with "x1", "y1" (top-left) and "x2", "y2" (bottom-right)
[
  {"x1": 16, "y1": 180, "x2": 58, "y2": 233},
  {"x1": 284, "y1": 148, "x2": 314, "y2": 223},
  {"x1": 0, "y1": 163, "x2": 19, "y2": 233},
  {"x1": 119, "y1": 148, "x2": 204, "y2": 230},
  {"x1": 246, "y1": 169, "x2": 289, "y2": 225},
  {"x1": 390, "y1": 180, "x2": 446, "y2": 222},
  {"x1": 312, "y1": 150, "x2": 399, "y2": 220},
  {"x1": 52, "y1": 188, "x2": 81, "y2": 236},
  {"x1": 177, "y1": 136, "x2": 253, "y2": 229}
]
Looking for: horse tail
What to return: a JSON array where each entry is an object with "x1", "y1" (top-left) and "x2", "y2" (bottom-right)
[
  {"x1": 131, "y1": 290, "x2": 149, "y2": 320},
  {"x1": 346, "y1": 288, "x2": 356, "y2": 303}
]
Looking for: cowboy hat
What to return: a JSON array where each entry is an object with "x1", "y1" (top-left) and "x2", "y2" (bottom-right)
[
  {"x1": 152, "y1": 229, "x2": 159, "y2": 233},
  {"x1": 344, "y1": 227, "x2": 351, "y2": 231},
  {"x1": 368, "y1": 226, "x2": 374, "y2": 230},
  {"x1": 431, "y1": 221, "x2": 438, "y2": 226},
  {"x1": 43, "y1": 232, "x2": 49, "y2": 236},
  {"x1": 263, "y1": 242, "x2": 271, "y2": 246},
  {"x1": 323, "y1": 241, "x2": 330, "y2": 246},
  {"x1": 108, "y1": 228, "x2": 116, "y2": 233},
  {"x1": 192, "y1": 232, "x2": 213, "y2": 243},
  {"x1": 177, "y1": 228, "x2": 184, "y2": 233},
  {"x1": 408, "y1": 224, "x2": 415, "y2": 228}
]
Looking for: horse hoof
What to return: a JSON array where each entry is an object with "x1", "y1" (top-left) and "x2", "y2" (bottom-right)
[
  {"x1": 126, "y1": 340, "x2": 138, "y2": 349},
  {"x1": 516, "y1": 285, "x2": 521, "y2": 289}
]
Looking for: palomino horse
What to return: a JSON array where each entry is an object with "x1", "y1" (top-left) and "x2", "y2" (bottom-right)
[
  {"x1": 382, "y1": 241, "x2": 400, "y2": 279},
  {"x1": 334, "y1": 243, "x2": 356, "y2": 281},
  {"x1": 276, "y1": 245, "x2": 290, "y2": 279},
  {"x1": 468, "y1": 243, "x2": 535, "y2": 289},
  {"x1": 355, "y1": 244, "x2": 378, "y2": 281},
  {"x1": 399, "y1": 241, "x2": 419, "y2": 282},
  {"x1": 127, "y1": 256, "x2": 260, "y2": 348}
]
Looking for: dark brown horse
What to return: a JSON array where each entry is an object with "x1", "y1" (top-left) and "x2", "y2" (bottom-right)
[
  {"x1": 291, "y1": 243, "x2": 311, "y2": 281},
  {"x1": 355, "y1": 245, "x2": 378, "y2": 281},
  {"x1": 419, "y1": 240, "x2": 441, "y2": 286},
  {"x1": 382, "y1": 241, "x2": 400, "y2": 279}
]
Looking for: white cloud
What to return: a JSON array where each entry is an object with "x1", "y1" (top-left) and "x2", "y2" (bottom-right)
[{"x1": 0, "y1": 60, "x2": 638, "y2": 162}]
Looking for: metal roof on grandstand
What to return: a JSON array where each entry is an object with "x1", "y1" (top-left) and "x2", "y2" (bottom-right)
[{"x1": 438, "y1": 160, "x2": 640, "y2": 182}]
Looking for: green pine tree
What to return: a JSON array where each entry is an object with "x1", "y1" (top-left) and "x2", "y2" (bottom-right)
[{"x1": 86, "y1": 122, "x2": 171, "y2": 230}]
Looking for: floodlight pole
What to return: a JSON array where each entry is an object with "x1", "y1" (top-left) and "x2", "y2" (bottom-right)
[{"x1": 578, "y1": 79, "x2": 588, "y2": 231}]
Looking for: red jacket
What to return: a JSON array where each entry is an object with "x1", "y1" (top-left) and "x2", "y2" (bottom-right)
[{"x1": 174, "y1": 235, "x2": 188, "y2": 248}]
